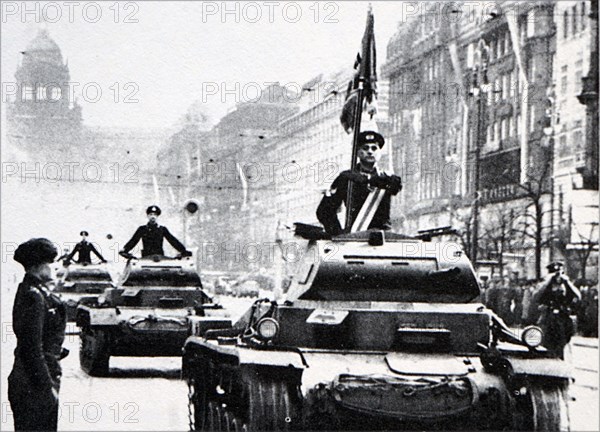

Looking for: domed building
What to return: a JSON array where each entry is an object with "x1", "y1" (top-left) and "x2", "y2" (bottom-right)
[{"x1": 7, "y1": 28, "x2": 82, "y2": 157}]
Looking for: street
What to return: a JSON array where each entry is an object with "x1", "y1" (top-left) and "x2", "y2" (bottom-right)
[{"x1": 1, "y1": 295, "x2": 597, "y2": 431}]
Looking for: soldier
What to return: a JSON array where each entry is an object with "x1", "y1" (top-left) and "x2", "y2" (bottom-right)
[
  {"x1": 9, "y1": 238, "x2": 68, "y2": 431},
  {"x1": 65, "y1": 231, "x2": 107, "y2": 265},
  {"x1": 535, "y1": 262, "x2": 581, "y2": 358},
  {"x1": 316, "y1": 131, "x2": 402, "y2": 235},
  {"x1": 120, "y1": 205, "x2": 192, "y2": 258}
]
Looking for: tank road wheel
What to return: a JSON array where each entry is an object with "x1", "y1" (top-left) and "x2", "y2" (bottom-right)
[
  {"x1": 513, "y1": 381, "x2": 571, "y2": 432},
  {"x1": 207, "y1": 401, "x2": 222, "y2": 431},
  {"x1": 188, "y1": 377, "x2": 209, "y2": 431},
  {"x1": 79, "y1": 327, "x2": 110, "y2": 377},
  {"x1": 246, "y1": 372, "x2": 301, "y2": 431}
]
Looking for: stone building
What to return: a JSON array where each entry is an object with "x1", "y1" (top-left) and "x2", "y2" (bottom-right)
[
  {"x1": 6, "y1": 28, "x2": 82, "y2": 159},
  {"x1": 382, "y1": 1, "x2": 597, "y2": 280}
]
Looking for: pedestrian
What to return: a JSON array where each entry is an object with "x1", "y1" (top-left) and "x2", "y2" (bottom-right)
[
  {"x1": 8, "y1": 238, "x2": 68, "y2": 431},
  {"x1": 316, "y1": 131, "x2": 402, "y2": 235},
  {"x1": 120, "y1": 205, "x2": 192, "y2": 258},
  {"x1": 65, "y1": 230, "x2": 107, "y2": 265}
]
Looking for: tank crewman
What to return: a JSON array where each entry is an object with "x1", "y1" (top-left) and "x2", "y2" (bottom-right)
[
  {"x1": 65, "y1": 231, "x2": 107, "y2": 265},
  {"x1": 120, "y1": 205, "x2": 192, "y2": 258},
  {"x1": 535, "y1": 262, "x2": 581, "y2": 358},
  {"x1": 316, "y1": 131, "x2": 402, "y2": 235},
  {"x1": 9, "y1": 238, "x2": 68, "y2": 431}
]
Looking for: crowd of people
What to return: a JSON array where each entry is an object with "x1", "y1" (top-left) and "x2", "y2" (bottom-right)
[{"x1": 481, "y1": 276, "x2": 598, "y2": 337}]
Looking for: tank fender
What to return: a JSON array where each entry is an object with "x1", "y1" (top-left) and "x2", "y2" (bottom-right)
[
  {"x1": 506, "y1": 357, "x2": 573, "y2": 379},
  {"x1": 237, "y1": 348, "x2": 306, "y2": 369}
]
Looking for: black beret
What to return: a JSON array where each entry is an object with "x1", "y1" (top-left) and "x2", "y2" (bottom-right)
[
  {"x1": 14, "y1": 238, "x2": 58, "y2": 268},
  {"x1": 358, "y1": 131, "x2": 385, "y2": 148},
  {"x1": 146, "y1": 205, "x2": 161, "y2": 216},
  {"x1": 546, "y1": 261, "x2": 564, "y2": 272},
  {"x1": 80, "y1": 231, "x2": 89, "y2": 236}
]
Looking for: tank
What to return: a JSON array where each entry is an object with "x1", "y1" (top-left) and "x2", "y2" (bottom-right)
[
  {"x1": 54, "y1": 263, "x2": 114, "y2": 321},
  {"x1": 76, "y1": 254, "x2": 230, "y2": 376},
  {"x1": 182, "y1": 228, "x2": 572, "y2": 431}
]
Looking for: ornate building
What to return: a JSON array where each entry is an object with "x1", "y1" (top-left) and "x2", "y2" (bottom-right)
[{"x1": 7, "y1": 29, "x2": 82, "y2": 158}]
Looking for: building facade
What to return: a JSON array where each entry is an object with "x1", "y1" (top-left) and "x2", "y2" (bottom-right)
[{"x1": 382, "y1": 1, "x2": 597, "y2": 280}]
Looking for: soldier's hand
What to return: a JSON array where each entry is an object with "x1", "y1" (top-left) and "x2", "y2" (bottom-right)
[
  {"x1": 339, "y1": 171, "x2": 368, "y2": 184},
  {"x1": 370, "y1": 174, "x2": 402, "y2": 195}
]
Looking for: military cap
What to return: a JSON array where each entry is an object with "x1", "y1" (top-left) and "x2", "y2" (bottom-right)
[
  {"x1": 358, "y1": 131, "x2": 385, "y2": 148},
  {"x1": 546, "y1": 261, "x2": 565, "y2": 272},
  {"x1": 80, "y1": 230, "x2": 89, "y2": 236},
  {"x1": 14, "y1": 238, "x2": 58, "y2": 268},
  {"x1": 146, "y1": 205, "x2": 161, "y2": 216}
]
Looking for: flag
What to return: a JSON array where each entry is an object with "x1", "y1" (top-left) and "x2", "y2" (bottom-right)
[{"x1": 340, "y1": 7, "x2": 377, "y2": 134}]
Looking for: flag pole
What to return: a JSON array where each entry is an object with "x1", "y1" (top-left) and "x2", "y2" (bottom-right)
[{"x1": 344, "y1": 6, "x2": 373, "y2": 232}]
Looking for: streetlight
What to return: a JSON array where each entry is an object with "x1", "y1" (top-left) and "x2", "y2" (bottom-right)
[
  {"x1": 543, "y1": 85, "x2": 557, "y2": 261},
  {"x1": 470, "y1": 39, "x2": 490, "y2": 264}
]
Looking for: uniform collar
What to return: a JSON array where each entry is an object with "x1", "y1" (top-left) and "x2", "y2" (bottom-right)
[
  {"x1": 356, "y1": 164, "x2": 379, "y2": 175},
  {"x1": 23, "y1": 273, "x2": 44, "y2": 285}
]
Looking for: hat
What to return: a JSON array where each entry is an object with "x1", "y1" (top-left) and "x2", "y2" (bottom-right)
[
  {"x1": 14, "y1": 238, "x2": 58, "y2": 268},
  {"x1": 358, "y1": 131, "x2": 385, "y2": 148},
  {"x1": 146, "y1": 205, "x2": 161, "y2": 216},
  {"x1": 80, "y1": 231, "x2": 89, "y2": 236},
  {"x1": 546, "y1": 261, "x2": 564, "y2": 272}
]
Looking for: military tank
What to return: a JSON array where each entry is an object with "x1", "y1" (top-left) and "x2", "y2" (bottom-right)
[
  {"x1": 182, "y1": 227, "x2": 572, "y2": 431},
  {"x1": 55, "y1": 263, "x2": 113, "y2": 321},
  {"x1": 76, "y1": 253, "x2": 230, "y2": 376}
]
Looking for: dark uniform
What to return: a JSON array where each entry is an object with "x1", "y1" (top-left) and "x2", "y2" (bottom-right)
[
  {"x1": 317, "y1": 168, "x2": 400, "y2": 235},
  {"x1": 122, "y1": 222, "x2": 188, "y2": 257},
  {"x1": 9, "y1": 239, "x2": 67, "y2": 431},
  {"x1": 535, "y1": 262, "x2": 581, "y2": 358},
  {"x1": 66, "y1": 240, "x2": 106, "y2": 264},
  {"x1": 317, "y1": 131, "x2": 401, "y2": 236}
]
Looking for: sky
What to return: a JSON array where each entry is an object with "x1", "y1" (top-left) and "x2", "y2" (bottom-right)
[{"x1": 2, "y1": 1, "x2": 408, "y2": 129}]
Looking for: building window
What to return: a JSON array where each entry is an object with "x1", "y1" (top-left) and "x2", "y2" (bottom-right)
[
  {"x1": 505, "y1": 31, "x2": 511, "y2": 54},
  {"x1": 508, "y1": 116, "x2": 514, "y2": 137},
  {"x1": 529, "y1": 105, "x2": 536, "y2": 132},
  {"x1": 516, "y1": 113, "x2": 522, "y2": 137},
  {"x1": 572, "y1": 5, "x2": 578, "y2": 35},
  {"x1": 22, "y1": 85, "x2": 34, "y2": 101},
  {"x1": 527, "y1": 9, "x2": 536, "y2": 37},
  {"x1": 581, "y1": 2, "x2": 587, "y2": 30},
  {"x1": 563, "y1": 10, "x2": 569, "y2": 39},
  {"x1": 498, "y1": 34, "x2": 505, "y2": 57},
  {"x1": 558, "y1": 134, "x2": 568, "y2": 157},
  {"x1": 494, "y1": 121, "x2": 500, "y2": 142},
  {"x1": 561, "y1": 75, "x2": 568, "y2": 94},
  {"x1": 501, "y1": 118, "x2": 508, "y2": 140},
  {"x1": 50, "y1": 87, "x2": 62, "y2": 100},
  {"x1": 527, "y1": 57, "x2": 536, "y2": 82}
]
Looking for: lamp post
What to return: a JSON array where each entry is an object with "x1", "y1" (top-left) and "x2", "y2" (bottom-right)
[
  {"x1": 470, "y1": 39, "x2": 490, "y2": 264},
  {"x1": 543, "y1": 85, "x2": 557, "y2": 262}
]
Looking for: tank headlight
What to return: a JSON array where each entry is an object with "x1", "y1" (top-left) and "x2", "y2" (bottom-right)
[
  {"x1": 521, "y1": 326, "x2": 543, "y2": 348},
  {"x1": 97, "y1": 295, "x2": 107, "y2": 305},
  {"x1": 256, "y1": 318, "x2": 279, "y2": 340}
]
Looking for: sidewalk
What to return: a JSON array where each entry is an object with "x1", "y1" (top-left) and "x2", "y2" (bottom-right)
[{"x1": 572, "y1": 336, "x2": 598, "y2": 349}]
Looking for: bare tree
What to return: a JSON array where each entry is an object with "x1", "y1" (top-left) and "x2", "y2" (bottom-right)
[
  {"x1": 480, "y1": 205, "x2": 521, "y2": 276},
  {"x1": 570, "y1": 221, "x2": 599, "y2": 281},
  {"x1": 509, "y1": 150, "x2": 555, "y2": 279}
]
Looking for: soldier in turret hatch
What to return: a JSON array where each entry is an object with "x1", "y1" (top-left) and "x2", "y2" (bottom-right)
[
  {"x1": 120, "y1": 205, "x2": 192, "y2": 258},
  {"x1": 65, "y1": 231, "x2": 107, "y2": 265},
  {"x1": 317, "y1": 131, "x2": 402, "y2": 235}
]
